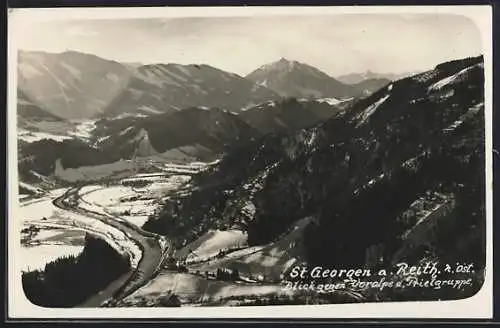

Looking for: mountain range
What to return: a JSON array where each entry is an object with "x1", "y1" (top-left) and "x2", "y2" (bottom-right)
[
  {"x1": 17, "y1": 51, "x2": 392, "y2": 121},
  {"x1": 103, "y1": 63, "x2": 281, "y2": 118}
]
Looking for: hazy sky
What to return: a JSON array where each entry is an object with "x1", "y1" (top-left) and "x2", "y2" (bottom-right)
[{"x1": 17, "y1": 14, "x2": 483, "y2": 76}]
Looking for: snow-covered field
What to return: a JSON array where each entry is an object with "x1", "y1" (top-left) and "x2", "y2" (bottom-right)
[
  {"x1": 77, "y1": 172, "x2": 192, "y2": 228},
  {"x1": 17, "y1": 119, "x2": 99, "y2": 144},
  {"x1": 18, "y1": 188, "x2": 142, "y2": 271},
  {"x1": 121, "y1": 272, "x2": 291, "y2": 306},
  {"x1": 19, "y1": 188, "x2": 67, "y2": 222},
  {"x1": 20, "y1": 244, "x2": 84, "y2": 272},
  {"x1": 175, "y1": 229, "x2": 248, "y2": 263},
  {"x1": 190, "y1": 217, "x2": 312, "y2": 281},
  {"x1": 28, "y1": 217, "x2": 142, "y2": 269},
  {"x1": 78, "y1": 185, "x2": 155, "y2": 227}
]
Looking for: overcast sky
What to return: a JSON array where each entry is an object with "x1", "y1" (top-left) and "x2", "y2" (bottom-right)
[{"x1": 17, "y1": 14, "x2": 483, "y2": 76}]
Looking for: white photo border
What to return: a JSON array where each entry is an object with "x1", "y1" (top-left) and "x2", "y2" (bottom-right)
[{"x1": 7, "y1": 5, "x2": 494, "y2": 319}]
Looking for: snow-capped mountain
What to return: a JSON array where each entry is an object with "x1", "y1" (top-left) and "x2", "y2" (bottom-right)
[
  {"x1": 245, "y1": 58, "x2": 359, "y2": 100},
  {"x1": 17, "y1": 50, "x2": 283, "y2": 119},
  {"x1": 17, "y1": 50, "x2": 134, "y2": 120},
  {"x1": 103, "y1": 63, "x2": 280, "y2": 117}
]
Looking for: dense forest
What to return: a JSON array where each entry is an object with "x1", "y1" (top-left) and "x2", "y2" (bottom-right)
[{"x1": 22, "y1": 234, "x2": 131, "y2": 307}]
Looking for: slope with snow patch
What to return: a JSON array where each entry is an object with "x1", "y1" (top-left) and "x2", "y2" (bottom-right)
[
  {"x1": 175, "y1": 229, "x2": 248, "y2": 263},
  {"x1": 428, "y1": 63, "x2": 482, "y2": 91},
  {"x1": 190, "y1": 217, "x2": 312, "y2": 281},
  {"x1": 354, "y1": 93, "x2": 390, "y2": 126}
]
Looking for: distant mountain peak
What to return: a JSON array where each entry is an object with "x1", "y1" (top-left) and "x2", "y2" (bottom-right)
[
  {"x1": 362, "y1": 70, "x2": 375, "y2": 78},
  {"x1": 246, "y1": 59, "x2": 358, "y2": 99},
  {"x1": 277, "y1": 57, "x2": 297, "y2": 64},
  {"x1": 338, "y1": 70, "x2": 423, "y2": 85},
  {"x1": 258, "y1": 57, "x2": 302, "y2": 71}
]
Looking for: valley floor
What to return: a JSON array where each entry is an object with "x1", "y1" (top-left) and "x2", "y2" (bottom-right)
[
  {"x1": 19, "y1": 155, "x2": 480, "y2": 307},
  {"x1": 18, "y1": 160, "x2": 310, "y2": 307}
]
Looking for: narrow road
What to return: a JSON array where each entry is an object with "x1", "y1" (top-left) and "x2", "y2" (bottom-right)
[{"x1": 52, "y1": 187, "x2": 171, "y2": 307}]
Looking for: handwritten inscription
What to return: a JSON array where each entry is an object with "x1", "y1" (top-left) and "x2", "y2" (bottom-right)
[{"x1": 283, "y1": 262, "x2": 477, "y2": 293}]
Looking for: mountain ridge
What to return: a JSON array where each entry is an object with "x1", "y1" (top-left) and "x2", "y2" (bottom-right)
[
  {"x1": 102, "y1": 62, "x2": 281, "y2": 117},
  {"x1": 18, "y1": 50, "x2": 406, "y2": 120},
  {"x1": 17, "y1": 50, "x2": 284, "y2": 119},
  {"x1": 245, "y1": 58, "x2": 360, "y2": 99}
]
